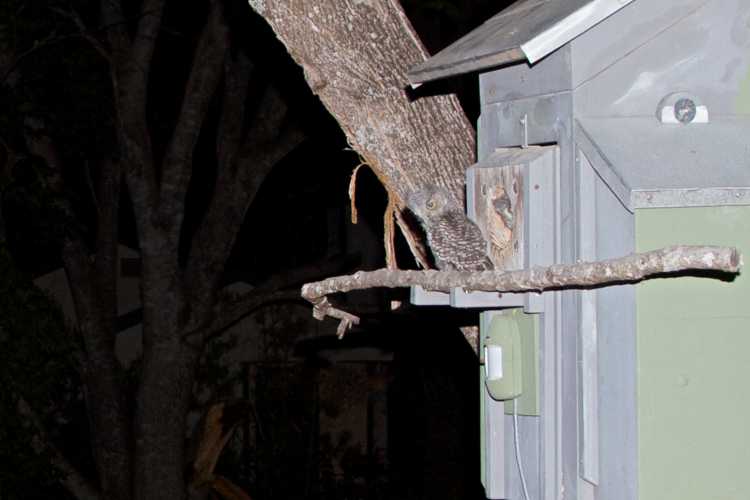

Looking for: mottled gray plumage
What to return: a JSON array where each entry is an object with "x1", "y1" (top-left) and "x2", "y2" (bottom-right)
[
  {"x1": 408, "y1": 186, "x2": 493, "y2": 271},
  {"x1": 492, "y1": 193, "x2": 515, "y2": 230}
]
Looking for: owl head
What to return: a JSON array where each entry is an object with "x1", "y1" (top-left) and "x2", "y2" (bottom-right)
[{"x1": 407, "y1": 186, "x2": 451, "y2": 223}]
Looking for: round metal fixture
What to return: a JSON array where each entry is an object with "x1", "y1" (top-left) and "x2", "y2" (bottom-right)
[
  {"x1": 674, "y1": 98, "x2": 697, "y2": 124},
  {"x1": 656, "y1": 92, "x2": 708, "y2": 124}
]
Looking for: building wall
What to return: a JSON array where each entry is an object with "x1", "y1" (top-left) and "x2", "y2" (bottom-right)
[
  {"x1": 572, "y1": 0, "x2": 750, "y2": 119},
  {"x1": 636, "y1": 206, "x2": 750, "y2": 500}
]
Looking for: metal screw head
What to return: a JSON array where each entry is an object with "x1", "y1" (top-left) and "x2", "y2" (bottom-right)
[{"x1": 674, "y1": 98, "x2": 697, "y2": 124}]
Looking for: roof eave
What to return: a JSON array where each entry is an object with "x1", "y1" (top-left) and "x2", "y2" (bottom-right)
[{"x1": 407, "y1": 0, "x2": 637, "y2": 85}]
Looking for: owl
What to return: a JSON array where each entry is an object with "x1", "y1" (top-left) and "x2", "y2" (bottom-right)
[{"x1": 408, "y1": 186, "x2": 494, "y2": 271}]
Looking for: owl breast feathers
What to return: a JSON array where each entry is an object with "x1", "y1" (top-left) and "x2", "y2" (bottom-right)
[{"x1": 407, "y1": 186, "x2": 493, "y2": 271}]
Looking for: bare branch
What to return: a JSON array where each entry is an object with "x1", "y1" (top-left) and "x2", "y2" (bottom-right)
[
  {"x1": 216, "y1": 51, "x2": 253, "y2": 173},
  {"x1": 301, "y1": 246, "x2": 742, "y2": 335},
  {"x1": 49, "y1": 7, "x2": 110, "y2": 61},
  {"x1": 17, "y1": 398, "x2": 102, "y2": 500},
  {"x1": 160, "y1": 0, "x2": 228, "y2": 231},
  {"x1": 184, "y1": 257, "x2": 355, "y2": 343},
  {"x1": 183, "y1": 87, "x2": 305, "y2": 321},
  {"x1": 1, "y1": 31, "x2": 108, "y2": 86},
  {"x1": 100, "y1": 0, "x2": 130, "y2": 57},
  {"x1": 102, "y1": 0, "x2": 159, "y2": 228},
  {"x1": 93, "y1": 158, "x2": 120, "y2": 325},
  {"x1": 61, "y1": 238, "x2": 132, "y2": 500},
  {"x1": 252, "y1": 0, "x2": 475, "y2": 266},
  {"x1": 130, "y1": 0, "x2": 167, "y2": 90},
  {"x1": 24, "y1": 122, "x2": 131, "y2": 500},
  {"x1": 183, "y1": 289, "x2": 301, "y2": 344}
]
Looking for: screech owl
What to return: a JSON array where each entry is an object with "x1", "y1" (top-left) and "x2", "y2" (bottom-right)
[{"x1": 408, "y1": 186, "x2": 493, "y2": 271}]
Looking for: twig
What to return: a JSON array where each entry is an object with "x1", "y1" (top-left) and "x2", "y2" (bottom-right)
[
  {"x1": 301, "y1": 245, "x2": 742, "y2": 336},
  {"x1": 49, "y1": 7, "x2": 111, "y2": 60}
]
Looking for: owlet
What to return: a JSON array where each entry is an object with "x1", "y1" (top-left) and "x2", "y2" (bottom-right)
[{"x1": 408, "y1": 186, "x2": 493, "y2": 271}]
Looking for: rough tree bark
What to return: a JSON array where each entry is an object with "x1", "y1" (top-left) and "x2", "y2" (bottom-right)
[
  {"x1": 249, "y1": 0, "x2": 477, "y2": 268},
  {"x1": 23, "y1": 113, "x2": 133, "y2": 500},
  {"x1": 97, "y1": 1, "x2": 306, "y2": 497},
  {"x1": 5, "y1": 0, "x2": 308, "y2": 498}
]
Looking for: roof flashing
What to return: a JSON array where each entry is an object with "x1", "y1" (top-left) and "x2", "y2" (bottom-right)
[{"x1": 407, "y1": 0, "x2": 635, "y2": 84}]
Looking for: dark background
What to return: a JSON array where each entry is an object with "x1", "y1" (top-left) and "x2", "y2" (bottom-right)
[{"x1": 0, "y1": 1, "x2": 513, "y2": 498}]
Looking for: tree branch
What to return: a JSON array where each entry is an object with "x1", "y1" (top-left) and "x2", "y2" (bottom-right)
[
  {"x1": 49, "y1": 7, "x2": 111, "y2": 61},
  {"x1": 251, "y1": 0, "x2": 476, "y2": 266},
  {"x1": 62, "y1": 238, "x2": 132, "y2": 500},
  {"x1": 185, "y1": 258, "x2": 354, "y2": 344},
  {"x1": 160, "y1": 0, "x2": 228, "y2": 232},
  {"x1": 183, "y1": 289, "x2": 302, "y2": 344},
  {"x1": 101, "y1": 0, "x2": 131, "y2": 58},
  {"x1": 216, "y1": 51, "x2": 253, "y2": 176},
  {"x1": 301, "y1": 246, "x2": 742, "y2": 336},
  {"x1": 130, "y1": 0, "x2": 167, "y2": 93},
  {"x1": 183, "y1": 85, "x2": 304, "y2": 324},
  {"x1": 103, "y1": 0, "x2": 159, "y2": 232},
  {"x1": 24, "y1": 121, "x2": 131, "y2": 500},
  {"x1": 1, "y1": 31, "x2": 109, "y2": 86}
]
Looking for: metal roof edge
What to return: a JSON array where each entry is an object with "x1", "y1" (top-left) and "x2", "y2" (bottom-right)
[
  {"x1": 408, "y1": 48, "x2": 525, "y2": 86},
  {"x1": 408, "y1": 0, "x2": 637, "y2": 84},
  {"x1": 521, "y1": 0, "x2": 636, "y2": 63},
  {"x1": 574, "y1": 119, "x2": 634, "y2": 213}
]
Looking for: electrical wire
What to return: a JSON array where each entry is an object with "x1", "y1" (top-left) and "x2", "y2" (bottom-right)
[{"x1": 513, "y1": 398, "x2": 531, "y2": 500}]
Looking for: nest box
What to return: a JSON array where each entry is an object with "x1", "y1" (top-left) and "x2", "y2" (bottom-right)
[{"x1": 408, "y1": 1, "x2": 750, "y2": 499}]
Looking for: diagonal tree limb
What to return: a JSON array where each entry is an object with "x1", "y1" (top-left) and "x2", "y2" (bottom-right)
[
  {"x1": 61, "y1": 230, "x2": 132, "y2": 500},
  {"x1": 102, "y1": 0, "x2": 162, "y2": 226},
  {"x1": 301, "y1": 246, "x2": 742, "y2": 337},
  {"x1": 250, "y1": 0, "x2": 472, "y2": 205},
  {"x1": 251, "y1": 0, "x2": 475, "y2": 267},
  {"x1": 101, "y1": 0, "x2": 131, "y2": 61},
  {"x1": 185, "y1": 258, "x2": 355, "y2": 344},
  {"x1": 130, "y1": 0, "x2": 167, "y2": 94},
  {"x1": 49, "y1": 7, "x2": 111, "y2": 61},
  {"x1": 183, "y1": 289, "x2": 302, "y2": 345},
  {"x1": 215, "y1": 51, "x2": 254, "y2": 180},
  {"x1": 184, "y1": 87, "x2": 305, "y2": 325},
  {"x1": 23, "y1": 121, "x2": 131, "y2": 500},
  {"x1": 160, "y1": 0, "x2": 229, "y2": 235}
]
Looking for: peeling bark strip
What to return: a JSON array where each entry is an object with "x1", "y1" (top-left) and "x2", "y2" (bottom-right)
[
  {"x1": 250, "y1": 0, "x2": 476, "y2": 263},
  {"x1": 301, "y1": 246, "x2": 742, "y2": 336}
]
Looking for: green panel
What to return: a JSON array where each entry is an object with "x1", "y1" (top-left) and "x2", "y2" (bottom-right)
[
  {"x1": 479, "y1": 309, "x2": 541, "y2": 487},
  {"x1": 479, "y1": 329, "x2": 486, "y2": 489},
  {"x1": 636, "y1": 206, "x2": 750, "y2": 500},
  {"x1": 486, "y1": 314, "x2": 523, "y2": 401},
  {"x1": 503, "y1": 309, "x2": 539, "y2": 416},
  {"x1": 737, "y1": 65, "x2": 750, "y2": 114}
]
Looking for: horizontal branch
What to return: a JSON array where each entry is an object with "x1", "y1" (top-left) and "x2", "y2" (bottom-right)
[
  {"x1": 183, "y1": 289, "x2": 301, "y2": 345},
  {"x1": 184, "y1": 259, "x2": 356, "y2": 345},
  {"x1": 301, "y1": 245, "x2": 742, "y2": 337}
]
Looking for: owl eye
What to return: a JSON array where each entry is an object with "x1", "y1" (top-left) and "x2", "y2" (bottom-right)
[{"x1": 426, "y1": 199, "x2": 437, "y2": 210}]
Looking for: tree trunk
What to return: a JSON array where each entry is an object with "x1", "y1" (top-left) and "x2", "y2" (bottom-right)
[{"x1": 250, "y1": 0, "x2": 477, "y2": 266}]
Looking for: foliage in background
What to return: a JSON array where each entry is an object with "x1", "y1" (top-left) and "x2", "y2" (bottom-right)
[{"x1": 0, "y1": 244, "x2": 83, "y2": 499}]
